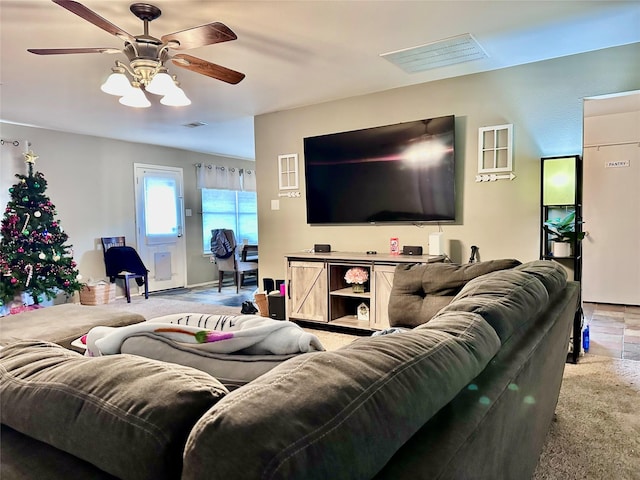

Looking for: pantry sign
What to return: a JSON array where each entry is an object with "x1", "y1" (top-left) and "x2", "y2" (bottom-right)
[{"x1": 605, "y1": 160, "x2": 630, "y2": 168}]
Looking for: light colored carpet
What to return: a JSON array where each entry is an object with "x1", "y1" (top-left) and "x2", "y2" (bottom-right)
[
  {"x1": 533, "y1": 354, "x2": 640, "y2": 479},
  {"x1": 94, "y1": 297, "x2": 640, "y2": 477},
  {"x1": 97, "y1": 296, "x2": 242, "y2": 320},
  {"x1": 303, "y1": 327, "x2": 359, "y2": 351}
]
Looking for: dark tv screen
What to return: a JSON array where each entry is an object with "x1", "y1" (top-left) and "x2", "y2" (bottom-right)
[{"x1": 303, "y1": 115, "x2": 455, "y2": 224}]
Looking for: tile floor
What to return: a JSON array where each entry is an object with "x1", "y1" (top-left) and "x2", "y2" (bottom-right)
[
  {"x1": 152, "y1": 279, "x2": 257, "y2": 307},
  {"x1": 583, "y1": 302, "x2": 640, "y2": 361}
]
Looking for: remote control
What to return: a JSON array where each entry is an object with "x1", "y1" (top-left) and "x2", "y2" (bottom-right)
[{"x1": 366, "y1": 250, "x2": 377, "y2": 255}]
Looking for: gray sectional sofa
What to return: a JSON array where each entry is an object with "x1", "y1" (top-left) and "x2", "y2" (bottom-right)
[{"x1": 0, "y1": 259, "x2": 579, "y2": 480}]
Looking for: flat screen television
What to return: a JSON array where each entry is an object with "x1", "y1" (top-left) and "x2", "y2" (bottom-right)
[{"x1": 303, "y1": 115, "x2": 456, "y2": 224}]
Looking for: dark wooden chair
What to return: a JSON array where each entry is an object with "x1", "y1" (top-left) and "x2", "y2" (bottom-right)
[
  {"x1": 241, "y1": 244, "x2": 259, "y2": 262},
  {"x1": 101, "y1": 236, "x2": 149, "y2": 303}
]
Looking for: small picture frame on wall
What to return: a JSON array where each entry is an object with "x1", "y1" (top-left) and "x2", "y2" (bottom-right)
[
  {"x1": 278, "y1": 154, "x2": 299, "y2": 190},
  {"x1": 478, "y1": 124, "x2": 513, "y2": 174}
]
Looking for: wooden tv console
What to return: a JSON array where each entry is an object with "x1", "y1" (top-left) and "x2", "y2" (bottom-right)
[{"x1": 284, "y1": 251, "x2": 445, "y2": 332}]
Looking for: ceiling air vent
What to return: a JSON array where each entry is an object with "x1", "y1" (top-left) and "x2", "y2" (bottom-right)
[
  {"x1": 183, "y1": 121, "x2": 207, "y2": 128},
  {"x1": 381, "y1": 33, "x2": 488, "y2": 73}
]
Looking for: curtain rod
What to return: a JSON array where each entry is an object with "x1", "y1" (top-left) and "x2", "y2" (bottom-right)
[
  {"x1": 0, "y1": 139, "x2": 30, "y2": 147},
  {"x1": 194, "y1": 164, "x2": 253, "y2": 173},
  {"x1": 584, "y1": 140, "x2": 640, "y2": 149}
]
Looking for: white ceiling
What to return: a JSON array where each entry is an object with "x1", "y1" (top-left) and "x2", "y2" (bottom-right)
[{"x1": 1, "y1": 1, "x2": 639, "y2": 160}]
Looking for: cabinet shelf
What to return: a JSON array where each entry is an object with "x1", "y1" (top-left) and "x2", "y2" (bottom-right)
[
  {"x1": 331, "y1": 315, "x2": 371, "y2": 330},
  {"x1": 542, "y1": 254, "x2": 582, "y2": 261},
  {"x1": 329, "y1": 287, "x2": 371, "y2": 299}
]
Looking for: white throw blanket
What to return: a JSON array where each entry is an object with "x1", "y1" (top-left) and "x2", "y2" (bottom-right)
[{"x1": 85, "y1": 313, "x2": 324, "y2": 357}]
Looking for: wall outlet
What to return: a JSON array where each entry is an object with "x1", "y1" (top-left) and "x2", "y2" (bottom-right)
[{"x1": 271, "y1": 199, "x2": 280, "y2": 210}]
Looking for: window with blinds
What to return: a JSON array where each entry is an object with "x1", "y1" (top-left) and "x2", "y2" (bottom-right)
[{"x1": 201, "y1": 189, "x2": 258, "y2": 254}]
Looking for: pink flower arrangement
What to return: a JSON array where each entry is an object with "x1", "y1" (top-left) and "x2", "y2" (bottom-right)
[{"x1": 344, "y1": 267, "x2": 369, "y2": 285}]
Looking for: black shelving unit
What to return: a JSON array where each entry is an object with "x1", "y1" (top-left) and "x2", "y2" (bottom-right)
[{"x1": 540, "y1": 155, "x2": 583, "y2": 363}]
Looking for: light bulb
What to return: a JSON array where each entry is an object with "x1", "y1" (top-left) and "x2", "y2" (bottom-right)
[
  {"x1": 119, "y1": 84, "x2": 151, "y2": 108},
  {"x1": 146, "y1": 71, "x2": 176, "y2": 96},
  {"x1": 161, "y1": 85, "x2": 191, "y2": 106},
  {"x1": 101, "y1": 71, "x2": 133, "y2": 96}
]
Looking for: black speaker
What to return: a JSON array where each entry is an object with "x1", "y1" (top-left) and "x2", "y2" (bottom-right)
[
  {"x1": 314, "y1": 244, "x2": 331, "y2": 253},
  {"x1": 402, "y1": 245, "x2": 423, "y2": 256},
  {"x1": 268, "y1": 293, "x2": 285, "y2": 320}
]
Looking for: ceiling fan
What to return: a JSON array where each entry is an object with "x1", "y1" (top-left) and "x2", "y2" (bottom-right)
[{"x1": 28, "y1": 0, "x2": 245, "y2": 107}]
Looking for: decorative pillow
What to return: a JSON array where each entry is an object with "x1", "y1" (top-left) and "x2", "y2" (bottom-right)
[
  {"x1": 389, "y1": 259, "x2": 522, "y2": 328},
  {"x1": 0, "y1": 340, "x2": 228, "y2": 480}
]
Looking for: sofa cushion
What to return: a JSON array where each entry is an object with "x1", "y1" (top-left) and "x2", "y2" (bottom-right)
[
  {"x1": 181, "y1": 313, "x2": 501, "y2": 480},
  {"x1": 388, "y1": 259, "x2": 522, "y2": 327},
  {"x1": 0, "y1": 303, "x2": 144, "y2": 350},
  {"x1": 0, "y1": 340, "x2": 228, "y2": 480},
  {"x1": 1, "y1": 424, "x2": 119, "y2": 480},
  {"x1": 438, "y1": 267, "x2": 550, "y2": 343},
  {"x1": 121, "y1": 332, "x2": 304, "y2": 390},
  {"x1": 513, "y1": 260, "x2": 567, "y2": 297}
]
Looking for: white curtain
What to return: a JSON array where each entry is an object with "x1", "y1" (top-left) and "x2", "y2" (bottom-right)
[
  {"x1": 242, "y1": 168, "x2": 256, "y2": 192},
  {"x1": 196, "y1": 164, "x2": 242, "y2": 190}
]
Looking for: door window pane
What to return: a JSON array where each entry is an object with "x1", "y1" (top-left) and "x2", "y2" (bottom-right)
[{"x1": 145, "y1": 177, "x2": 178, "y2": 236}]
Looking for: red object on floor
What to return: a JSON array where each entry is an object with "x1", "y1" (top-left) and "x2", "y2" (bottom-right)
[{"x1": 9, "y1": 305, "x2": 43, "y2": 315}]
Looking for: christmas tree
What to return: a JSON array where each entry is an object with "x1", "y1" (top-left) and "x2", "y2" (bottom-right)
[{"x1": 0, "y1": 151, "x2": 82, "y2": 307}]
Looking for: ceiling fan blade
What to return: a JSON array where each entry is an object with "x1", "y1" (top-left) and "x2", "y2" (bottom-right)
[
  {"x1": 162, "y1": 22, "x2": 237, "y2": 50},
  {"x1": 28, "y1": 47, "x2": 120, "y2": 55},
  {"x1": 172, "y1": 54, "x2": 245, "y2": 85},
  {"x1": 52, "y1": 0, "x2": 136, "y2": 44}
]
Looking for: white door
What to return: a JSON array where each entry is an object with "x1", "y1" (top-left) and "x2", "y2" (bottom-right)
[
  {"x1": 582, "y1": 145, "x2": 640, "y2": 305},
  {"x1": 134, "y1": 164, "x2": 186, "y2": 292},
  {"x1": 582, "y1": 93, "x2": 640, "y2": 305}
]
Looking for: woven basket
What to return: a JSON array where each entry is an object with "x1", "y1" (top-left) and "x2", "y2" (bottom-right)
[{"x1": 79, "y1": 282, "x2": 116, "y2": 306}]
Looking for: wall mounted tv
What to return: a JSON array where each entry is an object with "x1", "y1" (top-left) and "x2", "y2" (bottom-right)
[{"x1": 303, "y1": 115, "x2": 456, "y2": 225}]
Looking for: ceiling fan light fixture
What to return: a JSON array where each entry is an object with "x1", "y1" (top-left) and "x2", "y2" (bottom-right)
[
  {"x1": 145, "y1": 69, "x2": 176, "y2": 96},
  {"x1": 160, "y1": 84, "x2": 191, "y2": 106},
  {"x1": 101, "y1": 69, "x2": 133, "y2": 96},
  {"x1": 29, "y1": 1, "x2": 245, "y2": 108},
  {"x1": 119, "y1": 83, "x2": 151, "y2": 108}
]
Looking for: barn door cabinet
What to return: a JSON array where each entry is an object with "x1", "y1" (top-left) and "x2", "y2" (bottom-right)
[{"x1": 285, "y1": 252, "x2": 444, "y2": 332}]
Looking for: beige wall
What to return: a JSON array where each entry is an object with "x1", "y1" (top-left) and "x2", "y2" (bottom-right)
[
  {"x1": 255, "y1": 43, "x2": 640, "y2": 283},
  {"x1": 0, "y1": 123, "x2": 253, "y2": 288},
  {"x1": 2, "y1": 44, "x2": 638, "y2": 294}
]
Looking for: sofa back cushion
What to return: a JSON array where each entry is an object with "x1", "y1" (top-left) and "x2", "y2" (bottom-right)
[
  {"x1": 182, "y1": 312, "x2": 501, "y2": 480},
  {"x1": 0, "y1": 340, "x2": 228, "y2": 480},
  {"x1": 513, "y1": 260, "x2": 567, "y2": 297},
  {"x1": 438, "y1": 261, "x2": 564, "y2": 343},
  {"x1": 389, "y1": 259, "x2": 521, "y2": 327}
]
